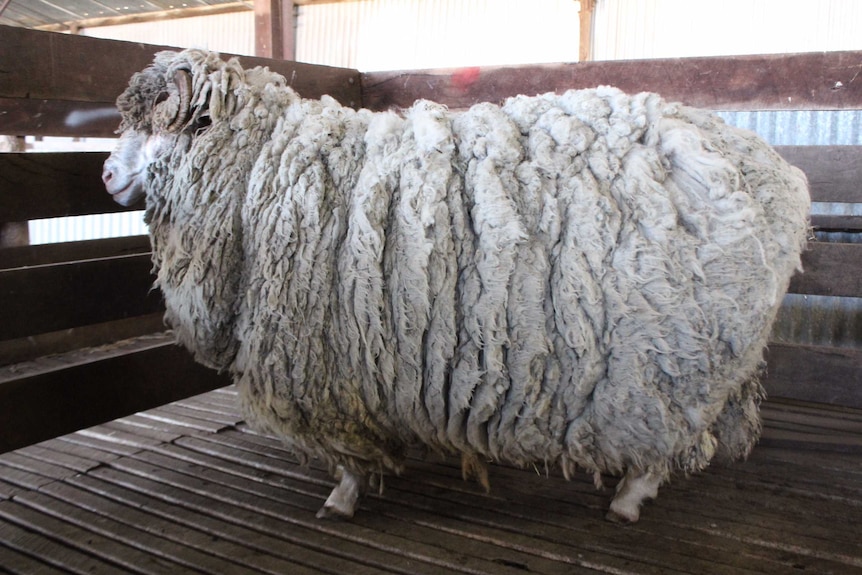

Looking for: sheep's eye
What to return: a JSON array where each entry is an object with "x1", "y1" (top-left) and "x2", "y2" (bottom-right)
[
  {"x1": 154, "y1": 92, "x2": 169, "y2": 106},
  {"x1": 194, "y1": 113, "x2": 212, "y2": 135}
]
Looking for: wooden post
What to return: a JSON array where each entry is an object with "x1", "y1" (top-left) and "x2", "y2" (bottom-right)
[
  {"x1": 579, "y1": 0, "x2": 595, "y2": 62},
  {"x1": 0, "y1": 135, "x2": 29, "y2": 248},
  {"x1": 255, "y1": 0, "x2": 296, "y2": 60}
]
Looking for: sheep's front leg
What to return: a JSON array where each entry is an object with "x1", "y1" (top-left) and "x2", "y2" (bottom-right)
[
  {"x1": 606, "y1": 468, "x2": 662, "y2": 523},
  {"x1": 316, "y1": 465, "x2": 364, "y2": 519}
]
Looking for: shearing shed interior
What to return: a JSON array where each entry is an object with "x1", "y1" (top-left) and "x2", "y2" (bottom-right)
[{"x1": 0, "y1": 1, "x2": 861, "y2": 573}]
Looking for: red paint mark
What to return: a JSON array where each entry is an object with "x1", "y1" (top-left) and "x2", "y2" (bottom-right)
[{"x1": 451, "y1": 67, "x2": 481, "y2": 92}]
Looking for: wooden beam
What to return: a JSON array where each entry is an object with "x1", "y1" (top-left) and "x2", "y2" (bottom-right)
[
  {"x1": 0, "y1": 25, "x2": 360, "y2": 109},
  {"x1": 0, "y1": 136, "x2": 29, "y2": 248},
  {"x1": 360, "y1": 50, "x2": 862, "y2": 112},
  {"x1": 0, "y1": 235, "x2": 151, "y2": 270},
  {"x1": 0, "y1": 152, "x2": 128, "y2": 222},
  {"x1": 0, "y1": 312, "x2": 166, "y2": 367},
  {"x1": 776, "y1": 146, "x2": 862, "y2": 204},
  {"x1": 0, "y1": 97, "x2": 121, "y2": 138},
  {"x1": 764, "y1": 343, "x2": 862, "y2": 409},
  {"x1": 0, "y1": 253, "x2": 162, "y2": 340},
  {"x1": 578, "y1": 0, "x2": 595, "y2": 62},
  {"x1": 790, "y1": 242, "x2": 862, "y2": 299},
  {"x1": 0, "y1": 335, "x2": 230, "y2": 454},
  {"x1": 255, "y1": 0, "x2": 295, "y2": 60}
]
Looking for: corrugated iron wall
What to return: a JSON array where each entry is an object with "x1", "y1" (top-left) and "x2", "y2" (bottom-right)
[
  {"x1": 296, "y1": 0, "x2": 582, "y2": 70},
  {"x1": 80, "y1": 10, "x2": 255, "y2": 56},
  {"x1": 592, "y1": 0, "x2": 862, "y2": 60}
]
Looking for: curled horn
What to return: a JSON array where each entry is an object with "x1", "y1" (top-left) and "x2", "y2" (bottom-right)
[{"x1": 167, "y1": 69, "x2": 192, "y2": 131}]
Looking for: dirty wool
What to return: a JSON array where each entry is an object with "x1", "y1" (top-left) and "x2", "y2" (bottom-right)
[{"x1": 112, "y1": 50, "x2": 810, "y2": 520}]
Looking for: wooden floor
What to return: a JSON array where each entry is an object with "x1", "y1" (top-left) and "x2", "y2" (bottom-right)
[{"x1": 1, "y1": 388, "x2": 860, "y2": 575}]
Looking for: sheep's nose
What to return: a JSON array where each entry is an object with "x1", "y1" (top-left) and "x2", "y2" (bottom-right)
[{"x1": 102, "y1": 165, "x2": 114, "y2": 186}]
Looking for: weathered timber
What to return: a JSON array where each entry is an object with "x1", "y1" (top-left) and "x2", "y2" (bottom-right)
[
  {"x1": 0, "y1": 253, "x2": 161, "y2": 340},
  {"x1": 0, "y1": 312, "x2": 166, "y2": 367},
  {"x1": 360, "y1": 50, "x2": 862, "y2": 112},
  {"x1": 811, "y1": 214, "x2": 862, "y2": 233},
  {"x1": 790, "y1": 242, "x2": 862, "y2": 298},
  {"x1": 0, "y1": 97, "x2": 121, "y2": 138},
  {"x1": 0, "y1": 335, "x2": 230, "y2": 454},
  {"x1": 0, "y1": 24, "x2": 360, "y2": 126},
  {"x1": 0, "y1": 152, "x2": 123, "y2": 221},
  {"x1": 764, "y1": 343, "x2": 862, "y2": 409},
  {"x1": 776, "y1": 146, "x2": 862, "y2": 204},
  {"x1": 0, "y1": 235, "x2": 150, "y2": 270}
]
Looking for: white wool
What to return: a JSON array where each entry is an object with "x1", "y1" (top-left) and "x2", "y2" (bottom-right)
[{"x1": 122, "y1": 50, "x2": 810, "y2": 488}]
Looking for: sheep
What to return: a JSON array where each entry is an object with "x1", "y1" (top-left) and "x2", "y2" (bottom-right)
[{"x1": 102, "y1": 49, "x2": 810, "y2": 523}]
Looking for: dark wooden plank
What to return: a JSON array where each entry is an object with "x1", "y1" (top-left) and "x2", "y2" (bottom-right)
[
  {"x1": 0, "y1": 97, "x2": 121, "y2": 138},
  {"x1": 0, "y1": 496, "x2": 199, "y2": 574},
  {"x1": 116, "y1": 452, "x2": 601, "y2": 575},
  {"x1": 0, "y1": 537, "x2": 70, "y2": 575},
  {"x1": 0, "y1": 235, "x2": 150, "y2": 270},
  {"x1": 0, "y1": 23, "x2": 360, "y2": 107},
  {"x1": 17, "y1": 489, "x2": 263, "y2": 575},
  {"x1": 180, "y1": 431, "x2": 851, "y2": 574},
  {"x1": 776, "y1": 146, "x2": 862, "y2": 204},
  {"x1": 0, "y1": 253, "x2": 161, "y2": 340},
  {"x1": 0, "y1": 507, "x2": 131, "y2": 575},
  {"x1": 764, "y1": 342, "x2": 862, "y2": 408},
  {"x1": 361, "y1": 50, "x2": 862, "y2": 112},
  {"x1": 0, "y1": 152, "x2": 127, "y2": 222},
  {"x1": 0, "y1": 336, "x2": 230, "y2": 454},
  {"x1": 789, "y1": 242, "x2": 862, "y2": 298},
  {"x1": 811, "y1": 213, "x2": 862, "y2": 233},
  {"x1": 52, "y1": 476, "x2": 381, "y2": 575},
  {"x1": 0, "y1": 313, "x2": 166, "y2": 367}
]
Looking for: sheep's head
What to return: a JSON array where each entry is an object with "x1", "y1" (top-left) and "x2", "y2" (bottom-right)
[{"x1": 103, "y1": 51, "x2": 217, "y2": 206}]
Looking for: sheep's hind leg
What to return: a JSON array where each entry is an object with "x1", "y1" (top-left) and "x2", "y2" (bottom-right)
[
  {"x1": 317, "y1": 465, "x2": 364, "y2": 519},
  {"x1": 606, "y1": 468, "x2": 662, "y2": 523}
]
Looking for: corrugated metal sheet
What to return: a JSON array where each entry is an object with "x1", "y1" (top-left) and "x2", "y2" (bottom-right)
[
  {"x1": 80, "y1": 10, "x2": 255, "y2": 56},
  {"x1": 592, "y1": 0, "x2": 862, "y2": 60},
  {"x1": 0, "y1": 0, "x2": 248, "y2": 30},
  {"x1": 296, "y1": 0, "x2": 582, "y2": 70}
]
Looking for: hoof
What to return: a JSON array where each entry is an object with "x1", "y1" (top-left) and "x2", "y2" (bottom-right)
[
  {"x1": 605, "y1": 505, "x2": 639, "y2": 524},
  {"x1": 316, "y1": 465, "x2": 363, "y2": 520},
  {"x1": 316, "y1": 502, "x2": 355, "y2": 520}
]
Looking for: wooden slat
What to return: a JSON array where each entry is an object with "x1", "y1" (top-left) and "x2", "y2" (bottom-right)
[
  {"x1": 0, "y1": 152, "x2": 127, "y2": 222},
  {"x1": 361, "y1": 50, "x2": 862, "y2": 112},
  {"x1": 0, "y1": 97, "x2": 121, "y2": 138},
  {"x1": 811, "y1": 214, "x2": 862, "y2": 233},
  {"x1": 764, "y1": 342, "x2": 862, "y2": 409},
  {"x1": 789, "y1": 242, "x2": 862, "y2": 298},
  {"x1": 0, "y1": 235, "x2": 150, "y2": 270},
  {"x1": 0, "y1": 253, "x2": 161, "y2": 340},
  {"x1": 0, "y1": 24, "x2": 360, "y2": 137},
  {"x1": 0, "y1": 336, "x2": 230, "y2": 454},
  {"x1": 776, "y1": 146, "x2": 862, "y2": 204},
  {"x1": 0, "y1": 312, "x2": 166, "y2": 367}
]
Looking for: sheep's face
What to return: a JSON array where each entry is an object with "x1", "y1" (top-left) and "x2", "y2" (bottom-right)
[
  {"x1": 104, "y1": 64, "x2": 210, "y2": 207},
  {"x1": 103, "y1": 129, "x2": 172, "y2": 206}
]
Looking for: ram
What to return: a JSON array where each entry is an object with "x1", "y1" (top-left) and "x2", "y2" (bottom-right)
[{"x1": 102, "y1": 49, "x2": 810, "y2": 523}]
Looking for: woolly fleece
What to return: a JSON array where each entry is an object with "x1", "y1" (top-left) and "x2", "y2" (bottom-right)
[{"x1": 118, "y1": 50, "x2": 810, "y2": 486}]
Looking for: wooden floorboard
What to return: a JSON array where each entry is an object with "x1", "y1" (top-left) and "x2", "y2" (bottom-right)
[{"x1": 1, "y1": 389, "x2": 861, "y2": 575}]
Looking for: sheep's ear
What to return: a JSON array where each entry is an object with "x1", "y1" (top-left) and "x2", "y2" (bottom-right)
[{"x1": 151, "y1": 70, "x2": 192, "y2": 132}]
